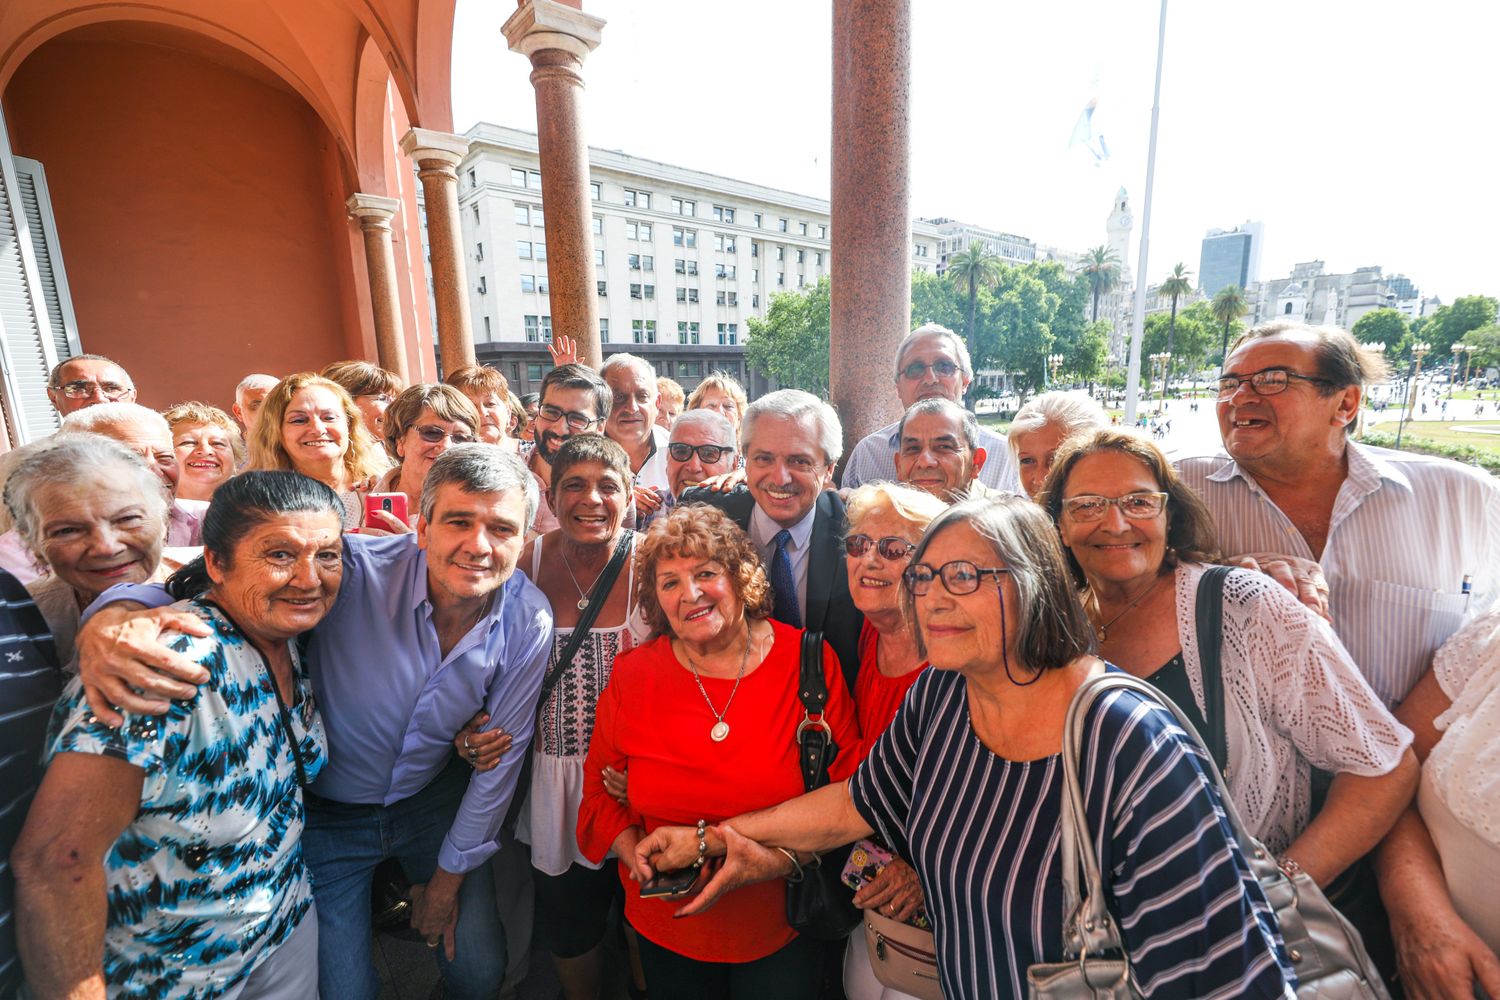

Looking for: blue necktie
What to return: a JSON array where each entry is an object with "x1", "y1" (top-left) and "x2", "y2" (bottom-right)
[{"x1": 770, "y1": 529, "x2": 803, "y2": 628}]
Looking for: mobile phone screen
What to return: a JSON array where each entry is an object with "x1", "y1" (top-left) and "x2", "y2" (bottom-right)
[{"x1": 639, "y1": 868, "x2": 698, "y2": 898}]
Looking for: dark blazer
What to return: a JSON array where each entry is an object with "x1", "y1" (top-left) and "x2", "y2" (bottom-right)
[{"x1": 677, "y1": 485, "x2": 864, "y2": 694}]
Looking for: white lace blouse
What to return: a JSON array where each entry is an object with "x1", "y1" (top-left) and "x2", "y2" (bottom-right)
[
  {"x1": 1174, "y1": 562, "x2": 1414, "y2": 855},
  {"x1": 1426, "y1": 606, "x2": 1500, "y2": 851}
]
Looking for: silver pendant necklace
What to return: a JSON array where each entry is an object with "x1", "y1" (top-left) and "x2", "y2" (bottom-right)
[
  {"x1": 560, "y1": 541, "x2": 607, "y2": 611},
  {"x1": 685, "y1": 625, "x2": 751, "y2": 742}
]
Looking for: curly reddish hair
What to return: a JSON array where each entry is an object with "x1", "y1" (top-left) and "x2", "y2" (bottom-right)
[{"x1": 636, "y1": 504, "x2": 773, "y2": 638}]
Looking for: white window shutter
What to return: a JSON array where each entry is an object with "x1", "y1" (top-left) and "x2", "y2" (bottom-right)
[
  {"x1": 0, "y1": 114, "x2": 63, "y2": 444},
  {"x1": 14, "y1": 157, "x2": 79, "y2": 364}
]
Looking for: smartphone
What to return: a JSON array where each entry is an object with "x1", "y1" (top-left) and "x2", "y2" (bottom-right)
[
  {"x1": 639, "y1": 867, "x2": 699, "y2": 899},
  {"x1": 364, "y1": 492, "x2": 408, "y2": 527}
]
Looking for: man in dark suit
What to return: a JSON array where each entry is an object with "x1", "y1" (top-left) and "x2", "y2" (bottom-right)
[{"x1": 679, "y1": 389, "x2": 863, "y2": 691}]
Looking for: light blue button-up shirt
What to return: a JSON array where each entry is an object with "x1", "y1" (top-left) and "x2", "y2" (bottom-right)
[{"x1": 91, "y1": 533, "x2": 554, "y2": 874}]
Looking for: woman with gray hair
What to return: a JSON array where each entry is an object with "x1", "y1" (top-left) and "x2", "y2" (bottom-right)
[
  {"x1": 1007, "y1": 390, "x2": 1108, "y2": 498},
  {"x1": 4, "y1": 434, "x2": 170, "y2": 671},
  {"x1": 633, "y1": 495, "x2": 1297, "y2": 998}
]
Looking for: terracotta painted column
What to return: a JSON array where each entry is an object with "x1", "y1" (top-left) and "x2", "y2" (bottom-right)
[
  {"x1": 830, "y1": 0, "x2": 911, "y2": 449},
  {"x1": 503, "y1": 0, "x2": 606, "y2": 369},
  {"x1": 400, "y1": 128, "x2": 474, "y2": 375},
  {"x1": 346, "y1": 193, "x2": 410, "y2": 382}
]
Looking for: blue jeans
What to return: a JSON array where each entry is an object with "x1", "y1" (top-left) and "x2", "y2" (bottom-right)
[{"x1": 302, "y1": 759, "x2": 507, "y2": 1000}]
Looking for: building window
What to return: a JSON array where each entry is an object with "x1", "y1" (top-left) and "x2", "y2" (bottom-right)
[
  {"x1": 509, "y1": 168, "x2": 541, "y2": 190},
  {"x1": 628, "y1": 254, "x2": 642, "y2": 271},
  {"x1": 751, "y1": 242, "x2": 759, "y2": 258},
  {"x1": 592, "y1": 216, "x2": 603, "y2": 235},
  {"x1": 541, "y1": 316, "x2": 553, "y2": 340},
  {"x1": 717, "y1": 323, "x2": 738, "y2": 345},
  {"x1": 591, "y1": 181, "x2": 602, "y2": 201},
  {"x1": 624, "y1": 188, "x2": 651, "y2": 209},
  {"x1": 751, "y1": 268, "x2": 758, "y2": 284},
  {"x1": 796, "y1": 250, "x2": 805, "y2": 264},
  {"x1": 775, "y1": 247, "x2": 785, "y2": 261},
  {"x1": 535, "y1": 242, "x2": 547, "y2": 262},
  {"x1": 626, "y1": 220, "x2": 653, "y2": 241},
  {"x1": 676, "y1": 287, "x2": 700, "y2": 304},
  {"x1": 472, "y1": 204, "x2": 480, "y2": 224},
  {"x1": 521, "y1": 275, "x2": 535, "y2": 293},
  {"x1": 715, "y1": 264, "x2": 738, "y2": 280},
  {"x1": 818, "y1": 224, "x2": 827, "y2": 239},
  {"x1": 533, "y1": 206, "x2": 545, "y2": 227},
  {"x1": 600, "y1": 318, "x2": 609, "y2": 342},
  {"x1": 777, "y1": 273, "x2": 785, "y2": 287},
  {"x1": 631, "y1": 283, "x2": 643, "y2": 299},
  {"x1": 597, "y1": 280, "x2": 607, "y2": 297},
  {"x1": 814, "y1": 252, "x2": 823, "y2": 266},
  {"x1": 712, "y1": 205, "x2": 735, "y2": 223},
  {"x1": 643, "y1": 255, "x2": 654, "y2": 271},
  {"x1": 674, "y1": 259, "x2": 700, "y2": 276},
  {"x1": 799, "y1": 222, "x2": 808, "y2": 236},
  {"x1": 752, "y1": 294, "x2": 760, "y2": 308},
  {"x1": 538, "y1": 276, "x2": 549, "y2": 294},
  {"x1": 753, "y1": 213, "x2": 763, "y2": 227},
  {"x1": 714, "y1": 234, "x2": 737, "y2": 253},
  {"x1": 476, "y1": 243, "x2": 484, "y2": 262},
  {"x1": 483, "y1": 315, "x2": 491, "y2": 337},
  {"x1": 778, "y1": 218, "x2": 788, "y2": 233},
  {"x1": 517, "y1": 240, "x2": 533, "y2": 260},
  {"x1": 511, "y1": 168, "x2": 526, "y2": 186},
  {"x1": 677, "y1": 321, "x2": 701, "y2": 344},
  {"x1": 672, "y1": 197, "x2": 696, "y2": 216},
  {"x1": 514, "y1": 204, "x2": 530, "y2": 225},
  {"x1": 524, "y1": 314, "x2": 539, "y2": 341},
  {"x1": 672, "y1": 227, "x2": 697, "y2": 248},
  {"x1": 632, "y1": 320, "x2": 657, "y2": 344},
  {"x1": 594, "y1": 249, "x2": 605, "y2": 266},
  {"x1": 679, "y1": 360, "x2": 703, "y2": 377},
  {"x1": 644, "y1": 284, "x2": 655, "y2": 300}
]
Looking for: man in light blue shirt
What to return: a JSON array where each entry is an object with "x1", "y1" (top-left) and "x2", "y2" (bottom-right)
[{"x1": 74, "y1": 446, "x2": 553, "y2": 1000}]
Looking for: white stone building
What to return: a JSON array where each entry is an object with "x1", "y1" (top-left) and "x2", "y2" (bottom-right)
[{"x1": 1245, "y1": 261, "x2": 1419, "y2": 331}]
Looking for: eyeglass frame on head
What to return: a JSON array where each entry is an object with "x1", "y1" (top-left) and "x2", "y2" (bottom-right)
[
  {"x1": 58, "y1": 379, "x2": 133, "y2": 400},
  {"x1": 536, "y1": 403, "x2": 601, "y2": 432},
  {"x1": 902, "y1": 560, "x2": 1011, "y2": 596},
  {"x1": 843, "y1": 534, "x2": 918, "y2": 561},
  {"x1": 1215, "y1": 366, "x2": 1333, "y2": 399},
  {"x1": 898, "y1": 359, "x2": 960, "y2": 381},
  {"x1": 1061, "y1": 491, "x2": 1168, "y2": 523},
  {"x1": 666, "y1": 442, "x2": 735, "y2": 464}
]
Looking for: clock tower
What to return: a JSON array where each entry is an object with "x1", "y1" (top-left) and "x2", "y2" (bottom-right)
[{"x1": 1106, "y1": 187, "x2": 1133, "y2": 284}]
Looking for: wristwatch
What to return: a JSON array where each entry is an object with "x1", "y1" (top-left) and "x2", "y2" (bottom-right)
[{"x1": 1277, "y1": 856, "x2": 1304, "y2": 880}]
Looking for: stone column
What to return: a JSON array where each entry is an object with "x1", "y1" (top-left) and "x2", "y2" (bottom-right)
[
  {"x1": 400, "y1": 128, "x2": 474, "y2": 375},
  {"x1": 829, "y1": 0, "x2": 911, "y2": 450},
  {"x1": 503, "y1": 0, "x2": 606, "y2": 369},
  {"x1": 345, "y1": 193, "x2": 409, "y2": 383}
]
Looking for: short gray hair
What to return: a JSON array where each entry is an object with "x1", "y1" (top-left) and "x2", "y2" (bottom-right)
[
  {"x1": 3, "y1": 434, "x2": 169, "y2": 559},
  {"x1": 60, "y1": 401, "x2": 170, "y2": 443},
  {"x1": 897, "y1": 397, "x2": 979, "y2": 451},
  {"x1": 670, "y1": 409, "x2": 735, "y2": 447},
  {"x1": 49, "y1": 353, "x2": 133, "y2": 390},
  {"x1": 236, "y1": 373, "x2": 278, "y2": 400},
  {"x1": 1009, "y1": 391, "x2": 1108, "y2": 453},
  {"x1": 894, "y1": 324, "x2": 973, "y2": 380},
  {"x1": 419, "y1": 444, "x2": 539, "y2": 531},
  {"x1": 740, "y1": 389, "x2": 843, "y2": 465},
  {"x1": 599, "y1": 353, "x2": 656, "y2": 385}
]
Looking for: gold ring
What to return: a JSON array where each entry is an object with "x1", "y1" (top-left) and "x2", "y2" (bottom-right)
[{"x1": 426, "y1": 939, "x2": 439, "y2": 949}]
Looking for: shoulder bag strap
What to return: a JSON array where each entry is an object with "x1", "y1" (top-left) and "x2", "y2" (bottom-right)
[
  {"x1": 1194, "y1": 565, "x2": 1233, "y2": 775},
  {"x1": 796, "y1": 629, "x2": 835, "y2": 792},
  {"x1": 537, "y1": 532, "x2": 634, "y2": 705}
]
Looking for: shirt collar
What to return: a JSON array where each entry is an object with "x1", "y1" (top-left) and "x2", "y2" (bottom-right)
[
  {"x1": 408, "y1": 548, "x2": 512, "y2": 632},
  {"x1": 1204, "y1": 440, "x2": 1411, "y2": 496},
  {"x1": 750, "y1": 498, "x2": 818, "y2": 551}
]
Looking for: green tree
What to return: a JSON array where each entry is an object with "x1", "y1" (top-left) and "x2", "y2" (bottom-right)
[
  {"x1": 744, "y1": 276, "x2": 830, "y2": 394},
  {"x1": 1058, "y1": 320, "x2": 1111, "y2": 385},
  {"x1": 910, "y1": 268, "x2": 964, "y2": 331},
  {"x1": 982, "y1": 266, "x2": 1060, "y2": 401},
  {"x1": 1462, "y1": 324, "x2": 1500, "y2": 371},
  {"x1": 1211, "y1": 285, "x2": 1249, "y2": 369},
  {"x1": 946, "y1": 243, "x2": 1004, "y2": 381},
  {"x1": 1420, "y1": 296, "x2": 1500, "y2": 357},
  {"x1": 1156, "y1": 263, "x2": 1194, "y2": 391},
  {"x1": 1081, "y1": 245, "x2": 1120, "y2": 323},
  {"x1": 1142, "y1": 302, "x2": 1217, "y2": 378},
  {"x1": 1350, "y1": 308, "x2": 1410, "y2": 361}
]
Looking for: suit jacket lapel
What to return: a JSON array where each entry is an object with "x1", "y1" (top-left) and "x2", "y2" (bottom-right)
[{"x1": 805, "y1": 493, "x2": 836, "y2": 633}]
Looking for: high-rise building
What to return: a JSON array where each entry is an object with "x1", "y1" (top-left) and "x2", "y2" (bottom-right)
[{"x1": 1198, "y1": 222, "x2": 1263, "y2": 297}]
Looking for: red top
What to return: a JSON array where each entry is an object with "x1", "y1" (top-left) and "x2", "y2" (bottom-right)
[
  {"x1": 577, "y1": 619, "x2": 860, "y2": 963},
  {"x1": 853, "y1": 619, "x2": 928, "y2": 761}
]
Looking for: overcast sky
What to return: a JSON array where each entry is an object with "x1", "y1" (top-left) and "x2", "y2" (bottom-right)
[{"x1": 452, "y1": 0, "x2": 1497, "y2": 304}]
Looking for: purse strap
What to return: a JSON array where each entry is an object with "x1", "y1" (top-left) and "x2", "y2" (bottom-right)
[
  {"x1": 1194, "y1": 566, "x2": 1233, "y2": 774},
  {"x1": 796, "y1": 629, "x2": 838, "y2": 792},
  {"x1": 538, "y1": 531, "x2": 634, "y2": 705},
  {"x1": 1057, "y1": 671, "x2": 1283, "y2": 961}
]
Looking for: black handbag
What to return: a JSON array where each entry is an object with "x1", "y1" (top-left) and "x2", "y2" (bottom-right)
[{"x1": 785, "y1": 629, "x2": 862, "y2": 941}]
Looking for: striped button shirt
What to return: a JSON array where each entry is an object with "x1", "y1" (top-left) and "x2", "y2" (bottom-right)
[
  {"x1": 848, "y1": 668, "x2": 1295, "y2": 1000},
  {"x1": 839, "y1": 420, "x2": 1021, "y2": 493},
  {"x1": 0, "y1": 570, "x2": 60, "y2": 996},
  {"x1": 1177, "y1": 443, "x2": 1500, "y2": 704}
]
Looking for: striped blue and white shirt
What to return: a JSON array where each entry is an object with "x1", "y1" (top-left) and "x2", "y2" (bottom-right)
[
  {"x1": 840, "y1": 420, "x2": 1022, "y2": 493},
  {"x1": 1177, "y1": 442, "x2": 1500, "y2": 704},
  {"x1": 0, "y1": 571, "x2": 59, "y2": 996},
  {"x1": 848, "y1": 668, "x2": 1295, "y2": 1000},
  {"x1": 47, "y1": 599, "x2": 327, "y2": 999}
]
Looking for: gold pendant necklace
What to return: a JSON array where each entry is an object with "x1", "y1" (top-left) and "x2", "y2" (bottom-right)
[{"x1": 1092, "y1": 573, "x2": 1164, "y2": 642}]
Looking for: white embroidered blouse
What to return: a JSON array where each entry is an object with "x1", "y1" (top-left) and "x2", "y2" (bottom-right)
[
  {"x1": 1173, "y1": 562, "x2": 1413, "y2": 855},
  {"x1": 1427, "y1": 606, "x2": 1500, "y2": 850}
]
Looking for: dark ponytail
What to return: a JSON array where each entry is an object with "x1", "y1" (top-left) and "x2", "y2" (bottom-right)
[{"x1": 166, "y1": 471, "x2": 344, "y2": 599}]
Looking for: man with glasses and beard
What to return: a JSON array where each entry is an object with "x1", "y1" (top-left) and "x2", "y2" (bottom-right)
[{"x1": 525, "y1": 364, "x2": 612, "y2": 538}]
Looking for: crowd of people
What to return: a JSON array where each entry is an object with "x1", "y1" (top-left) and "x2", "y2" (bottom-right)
[{"x1": 0, "y1": 317, "x2": 1496, "y2": 1000}]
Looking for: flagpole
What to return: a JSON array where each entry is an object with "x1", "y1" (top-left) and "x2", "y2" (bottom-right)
[{"x1": 1124, "y1": 0, "x2": 1168, "y2": 426}]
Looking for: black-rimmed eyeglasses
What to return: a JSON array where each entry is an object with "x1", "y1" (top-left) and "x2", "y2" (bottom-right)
[
  {"x1": 537, "y1": 403, "x2": 599, "y2": 431},
  {"x1": 1215, "y1": 367, "x2": 1332, "y2": 399},
  {"x1": 666, "y1": 442, "x2": 734, "y2": 464},
  {"x1": 903, "y1": 560, "x2": 1010, "y2": 596}
]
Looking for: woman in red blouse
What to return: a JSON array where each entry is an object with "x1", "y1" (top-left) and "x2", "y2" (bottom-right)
[
  {"x1": 577, "y1": 505, "x2": 859, "y2": 1000},
  {"x1": 841, "y1": 483, "x2": 945, "y2": 1000}
]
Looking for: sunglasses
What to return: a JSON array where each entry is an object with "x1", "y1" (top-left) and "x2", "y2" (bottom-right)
[
  {"x1": 667, "y1": 442, "x2": 734, "y2": 464},
  {"x1": 899, "y1": 359, "x2": 960, "y2": 381},
  {"x1": 843, "y1": 534, "x2": 917, "y2": 560},
  {"x1": 411, "y1": 425, "x2": 475, "y2": 445}
]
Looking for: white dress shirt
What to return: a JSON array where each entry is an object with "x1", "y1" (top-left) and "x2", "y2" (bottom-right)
[
  {"x1": 1177, "y1": 442, "x2": 1500, "y2": 704},
  {"x1": 840, "y1": 420, "x2": 1021, "y2": 493},
  {"x1": 749, "y1": 500, "x2": 816, "y2": 624}
]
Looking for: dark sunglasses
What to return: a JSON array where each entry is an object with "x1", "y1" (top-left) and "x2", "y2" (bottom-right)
[
  {"x1": 843, "y1": 534, "x2": 917, "y2": 560},
  {"x1": 899, "y1": 359, "x2": 959, "y2": 380},
  {"x1": 412, "y1": 425, "x2": 475, "y2": 445},
  {"x1": 667, "y1": 442, "x2": 734, "y2": 464}
]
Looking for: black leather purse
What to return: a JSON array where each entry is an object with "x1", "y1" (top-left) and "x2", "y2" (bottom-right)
[{"x1": 784, "y1": 629, "x2": 861, "y2": 940}]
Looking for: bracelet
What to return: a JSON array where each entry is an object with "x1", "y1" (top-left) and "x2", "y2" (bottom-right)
[
  {"x1": 693, "y1": 819, "x2": 707, "y2": 869},
  {"x1": 776, "y1": 847, "x2": 804, "y2": 883}
]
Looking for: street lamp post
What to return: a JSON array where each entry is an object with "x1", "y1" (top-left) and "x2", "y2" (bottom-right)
[
  {"x1": 1047, "y1": 353, "x2": 1064, "y2": 388},
  {"x1": 1450, "y1": 344, "x2": 1463, "y2": 399},
  {"x1": 1460, "y1": 343, "x2": 1477, "y2": 389},
  {"x1": 1397, "y1": 341, "x2": 1429, "y2": 450}
]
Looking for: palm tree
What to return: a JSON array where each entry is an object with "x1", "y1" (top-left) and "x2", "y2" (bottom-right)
[
  {"x1": 946, "y1": 242, "x2": 1004, "y2": 372},
  {"x1": 1211, "y1": 285, "x2": 1249, "y2": 372},
  {"x1": 1157, "y1": 263, "x2": 1194, "y2": 395},
  {"x1": 1081, "y1": 245, "x2": 1120, "y2": 324}
]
